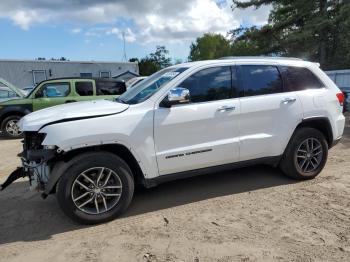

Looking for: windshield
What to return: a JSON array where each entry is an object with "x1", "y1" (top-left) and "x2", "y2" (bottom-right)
[{"x1": 118, "y1": 67, "x2": 188, "y2": 104}]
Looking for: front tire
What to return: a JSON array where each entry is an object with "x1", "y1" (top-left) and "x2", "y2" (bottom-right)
[
  {"x1": 280, "y1": 127, "x2": 328, "y2": 180},
  {"x1": 56, "y1": 152, "x2": 134, "y2": 224},
  {"x1": 1, "y1": 115, "x2": 23, "y2": 138}
]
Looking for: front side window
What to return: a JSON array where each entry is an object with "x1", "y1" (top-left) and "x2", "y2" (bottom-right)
[
  {"x1": 37, "y1": 82, "x2": 70, "y2": 98},
  {"x1": 240, "y1": 65, "x2": 283, "y2": 96},
  {"x1": 179, "y1": 66, "x2": 233, "y2": 103},
  {"x1": 281, "y1": 66, "x2": 324, "y2": 91},
  {"x1": 96, "y1": 81, "x2": 126, "y2": 95},
  {"x1": 118, "y1": 67, "x2": 189, "y2": 104},
  {"x1": 76, "y1": 81, "x2": 93, "y2": 96}
]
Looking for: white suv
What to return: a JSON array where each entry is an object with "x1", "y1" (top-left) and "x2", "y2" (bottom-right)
[{"x1": 1, "y1": 57, "x2": 345, "y2": 224}]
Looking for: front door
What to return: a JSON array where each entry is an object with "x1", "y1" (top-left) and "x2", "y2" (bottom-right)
[
  {"x1": 32, "y1": 81, "x2": 72, "y2": 111},
  {"x1": 154, "y1": 66, "x2": 240, "y2": 175}
]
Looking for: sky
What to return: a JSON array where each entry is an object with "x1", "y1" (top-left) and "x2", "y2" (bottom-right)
[{"x1": 0, "y1": 0, "x2": 271, "y2": 62}]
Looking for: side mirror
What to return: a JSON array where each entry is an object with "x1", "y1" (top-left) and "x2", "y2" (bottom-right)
[{"x1": 161, "y1": 87, "x2": 190, "y2": 107}]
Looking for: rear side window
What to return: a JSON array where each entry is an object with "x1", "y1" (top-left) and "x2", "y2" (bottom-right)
[
  {"x1": 281, "y1": 66, "x2": 324, "y2": 91},
  {"x1": 240, "y1": 65, "x2": 283, "y2": 96},
  {"x1": 96, "y1": 80, "x2": 126, "y2": 95},
  {"x1": 76, "y1": 81, "x2": 93, "y2": 96},
  {"x1": 180, "y1": 66, "x2": 234, "y2": 103}
]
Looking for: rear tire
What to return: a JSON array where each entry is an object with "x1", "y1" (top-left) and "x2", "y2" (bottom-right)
[
  {"x1": 56, "y1": 152, "x2": 134, "y2": 224},
  {"x1": 1, "y1": 115, "x2": 23, "y2": 138},
  {"x1": 280, "y1": 127, "x2": 328, "y2": 180}
]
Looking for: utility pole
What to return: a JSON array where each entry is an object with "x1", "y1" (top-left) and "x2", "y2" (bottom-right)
[{"x1": 122, "y1": 31, "x2": 127, "y2": 62}]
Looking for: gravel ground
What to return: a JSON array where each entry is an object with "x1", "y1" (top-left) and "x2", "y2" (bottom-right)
[{"x1": 0, "y1": 115, "x2": 349, "y2": 262}]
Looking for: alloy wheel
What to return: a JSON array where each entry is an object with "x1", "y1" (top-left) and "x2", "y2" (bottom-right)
[
  {"x1": 295, "y1": 138, "x2": 323, "y2": 174},
  {"x1": 71, "y1": 167, "x2": 123, "y2": 215},
  {"x1": 5, "y1": 119, "x2": 22, "y2": 137}
]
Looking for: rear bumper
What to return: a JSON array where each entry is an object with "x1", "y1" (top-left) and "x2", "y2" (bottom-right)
[{"x1": 334, "y1": 114, "x2": 346, "y2": 139}]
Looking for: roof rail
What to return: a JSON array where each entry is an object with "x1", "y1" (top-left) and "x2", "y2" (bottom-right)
[{"x1": 218, "y1": 56, "x2": 304, "y2": 61}]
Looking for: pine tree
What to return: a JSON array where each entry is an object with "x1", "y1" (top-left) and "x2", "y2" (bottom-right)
[{"x1": 232, "y1": 0, "x2": 350, "y2": 70}]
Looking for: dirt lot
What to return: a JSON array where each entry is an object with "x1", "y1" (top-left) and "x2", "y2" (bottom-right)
[{"x1": 0, "y1": 116, "x2": 349, "y2": 262}]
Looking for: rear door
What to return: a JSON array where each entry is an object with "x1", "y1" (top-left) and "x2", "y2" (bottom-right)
[
  {"x1": 32, "y1": 81, "x2": 72, "y2": 111},
  {"x1": 237, "y1": 64, "x2": 303, "y2": 161},
  {"x1": 154, "y1": 65, "x2": 241, "y2": 175}
]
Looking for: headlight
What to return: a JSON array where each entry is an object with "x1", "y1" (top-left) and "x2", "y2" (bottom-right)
[{"x1": 24, "y1": 132, "x2": 46, "y2": 150}]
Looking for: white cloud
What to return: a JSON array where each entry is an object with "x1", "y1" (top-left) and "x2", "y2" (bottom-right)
[
  {"x1": 107, "y1": 27, "x2": 136, "y2": 43},
  {"x1": 232, "y1": 3, "x2": 271, "y2": 26},
  {"x1": 130, "y1": 0, "x2": 235, "y2": 43},
  {"x1": 11, "y1": 10, "x2": 46, "y2": 30},
  {"x1": 0, "y1": 0, "x2": 271, "y2": 42},
  {"x1": 70, "y1": 28, "x2": 82, "y2": 34}
]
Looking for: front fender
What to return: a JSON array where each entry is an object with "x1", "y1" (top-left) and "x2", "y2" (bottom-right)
[{"x1": 39, "y1": 111, "x2": 158, "y2": 179}]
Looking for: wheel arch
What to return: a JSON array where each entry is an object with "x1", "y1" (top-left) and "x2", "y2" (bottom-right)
[
  {"x1": 44, "y1": 143, "x2": 146, "y2": 196},
  {"x1": 0, "y1": 107, "x2": 31, "y2": 126},
  {"x1": 293, "y1": 117, "x2": 333, "y2": 147}
]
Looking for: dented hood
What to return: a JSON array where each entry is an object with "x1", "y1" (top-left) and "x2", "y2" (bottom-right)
[{"x1": 19, "y1": 100, "x2": 129, "y2": 131}]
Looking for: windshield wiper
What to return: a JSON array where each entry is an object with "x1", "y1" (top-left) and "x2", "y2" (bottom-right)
[{"x1": 116, "y1": 97, "x2": 127, "y2": 104}]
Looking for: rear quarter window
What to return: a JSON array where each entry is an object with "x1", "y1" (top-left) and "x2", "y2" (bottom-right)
[{"x1": 281, "y1": 66, "x2": 324, "y2": 91}]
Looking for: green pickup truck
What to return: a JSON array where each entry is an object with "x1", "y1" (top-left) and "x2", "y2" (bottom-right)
[{"x1": 0, "y1": 77, "x2": 126, "y2": 138}]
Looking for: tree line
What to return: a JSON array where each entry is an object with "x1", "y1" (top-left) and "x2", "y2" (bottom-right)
[{"x1": 134, "y1": 0, "x2": 350, "y2": 75}]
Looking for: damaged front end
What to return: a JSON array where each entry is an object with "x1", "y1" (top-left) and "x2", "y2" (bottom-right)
[{"x1": 1, "y1": 132, "x2": 57, "y2": 196}]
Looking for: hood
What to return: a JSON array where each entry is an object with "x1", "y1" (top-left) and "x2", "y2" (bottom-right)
[{"x1": 19, "y1": 99, "x2": 129, "y2": 131}]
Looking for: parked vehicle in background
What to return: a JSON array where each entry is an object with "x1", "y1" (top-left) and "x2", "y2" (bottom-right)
[
  {"x1": 0, "y1": 78, "x2": 24, "y2": 102},
  {"x1": 340, "y1": 89, "x2": 349, "y2": 112},
  {"x1": 0, "y1": 77, "x2": 126, "y2": 138},
  {"x1": 21, "y1": 86, "x2": 35, "y2": 96},
  {"x1": 0, "y1": 87, "x2": 21, "y2": 102},
  {"x1": 1, "y1": 57, "x2": 345, "y2": 224},
  {"x1": 126, "y1": 76, "x2": 147, "y2": 89}
]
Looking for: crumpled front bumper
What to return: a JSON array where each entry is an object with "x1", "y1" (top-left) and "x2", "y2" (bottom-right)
[
  {"x1": 0, "y1": 167, "x2": 26, "y2": 191},
  {"x1": 1, "y1": 149, "x2": 56, "y2": 193}
]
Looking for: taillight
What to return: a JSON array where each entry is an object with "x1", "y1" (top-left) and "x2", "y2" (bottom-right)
[{"x1": 336, "y1": 92, "x2": 345, "y2": 106}]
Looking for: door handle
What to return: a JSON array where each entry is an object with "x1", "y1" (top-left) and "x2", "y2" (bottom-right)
[
  {"x1": 281, "y1": 98, "x2": 296, "y2": 104},
  {"x1": 217, "y1": 105, "x2": 235, "y2": 112},
  {"x1": 65, "y1": 100, "x2": 77, "y2": 103}
]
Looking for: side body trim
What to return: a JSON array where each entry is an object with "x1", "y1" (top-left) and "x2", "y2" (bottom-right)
[{"x1": 143, "y1": 155, "x2": 282, "y2": 188}]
